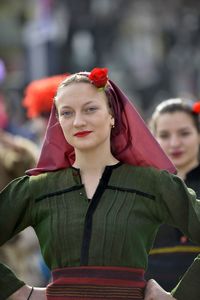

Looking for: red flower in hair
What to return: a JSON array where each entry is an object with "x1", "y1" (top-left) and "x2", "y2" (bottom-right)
[
  {"x1": 192, "y1": 101, "x2": 200, "y2": 114},
  {"x1": 88, "y1": 68, "x2": 108, "y2": 88},
  {"x1": 23, "y1": 74, "x2": 68, "y2": 118}
]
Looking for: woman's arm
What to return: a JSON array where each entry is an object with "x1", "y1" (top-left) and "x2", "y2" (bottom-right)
[
  {"x1": 0, "y1": 177, "x2": 34, "y2": 298},
  {"x1": 156, "y1": 170, "x2": 200, "y2": 244}
]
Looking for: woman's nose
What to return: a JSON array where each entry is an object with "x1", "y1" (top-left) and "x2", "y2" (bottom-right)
[
  {"x1": 169, "y1": 135, "x2": 180, "y2": 147},
  {"x1": 73, "y1": 112, "x2": 86, "y2": 127}
]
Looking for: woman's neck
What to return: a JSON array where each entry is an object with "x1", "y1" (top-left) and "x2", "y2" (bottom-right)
[
  {"x1": 73, "y1": 148, "x2": 118, "y2": 172},
  {"x1": 177, "y1": 160, "x2": 199, "y2": 180},
  {"x1": 73, "y1": 148, "x2": 119, "y2": 199}
]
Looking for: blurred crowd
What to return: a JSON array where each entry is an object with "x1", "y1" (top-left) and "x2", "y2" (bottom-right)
[
  {"x1": 1, "y1": 0, "x2": 200, "y2": 289},
  {"x1": 1, "y1": 0, "x2": 200, "y2": 125}
]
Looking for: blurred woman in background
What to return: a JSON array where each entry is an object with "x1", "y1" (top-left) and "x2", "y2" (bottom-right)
[{"x1": 147, "y1": 98, "x2": 200, "y2": 291}]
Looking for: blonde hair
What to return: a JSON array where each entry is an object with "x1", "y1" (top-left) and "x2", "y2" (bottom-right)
[{"x1": 55, "y1": 73, "x2": 93, "y2": 104}]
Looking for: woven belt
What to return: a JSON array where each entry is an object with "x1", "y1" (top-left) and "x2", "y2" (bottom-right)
[{"x1": 46, "y1": 266, "x2": 146, "y2": 299}]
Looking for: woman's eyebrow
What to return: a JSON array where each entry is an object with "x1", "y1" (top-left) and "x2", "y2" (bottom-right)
[
  {"x1": 60, "y1": 105, "x2": 71, "y2": 109},
  {"x1": 83, "y1": 101, "x2": 95, "y2": 106},
  {"x1": 60, "y1": 101, "x2": 95, "y2": 110}
]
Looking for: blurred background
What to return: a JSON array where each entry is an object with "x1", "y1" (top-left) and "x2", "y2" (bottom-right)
[
  {"x1": 1, "y1": 0, "x2": 200, "y2": 130},
  {"x1": 1, "y1": 0, "x2": 200, "y2": 287}
]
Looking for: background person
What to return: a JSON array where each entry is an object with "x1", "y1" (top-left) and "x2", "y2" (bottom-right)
[
  {"x1": 146, "y1": 98, "x2": 200, "y2": 290},
  {"x1": 22, "y1": 74, "x2": 68, "y2": 146}
]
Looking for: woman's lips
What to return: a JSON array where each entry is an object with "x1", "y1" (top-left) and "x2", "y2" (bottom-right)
[
  {"x1": 74, "y1": 131, "x2": 92, "y2": 137},
  {"x1": 170, "y1": 151, "x2": 183, "y2": 158}
]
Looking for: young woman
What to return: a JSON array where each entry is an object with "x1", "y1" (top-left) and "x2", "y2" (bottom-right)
[
  {"x1": 1, "y1": 70, "x2": 200, "y2": 300},
  {"x1": 150, "y1": 98, "x2": 200, "y2": 185},
  {"x1": 146, "y1": 98, "x2": 200, "y2": 296}
]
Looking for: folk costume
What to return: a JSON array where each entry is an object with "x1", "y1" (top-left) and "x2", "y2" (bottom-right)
[{"x1": 1, "y1": 68, "x2": 200, "y2": 300}]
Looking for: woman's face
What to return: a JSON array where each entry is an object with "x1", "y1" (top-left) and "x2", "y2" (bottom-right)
[
  {"x1": 56, "y1": 82, "x2": 114, "y2": 152},
  {"x1": 155, "y1": 111, "x2": 200, "y2": 171}
]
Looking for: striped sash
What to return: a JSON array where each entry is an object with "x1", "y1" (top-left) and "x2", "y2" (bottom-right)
[{"x1": 46, "y1": 266, "x2": 146, "y2": 299}]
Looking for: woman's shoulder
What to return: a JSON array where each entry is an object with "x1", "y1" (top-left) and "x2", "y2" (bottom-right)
[
  {"x1": 29, "y1": 168, "x2": 68, "y2": 184},
  {"x1": 119, "y1": 163, "x2": 169, "y2": 177},
  {"x1": 28, "y1": 168, "x2": 76, "y2": 195},
  {"x1": 111, "y1": 163, "x2": 172, "y2": 193}
]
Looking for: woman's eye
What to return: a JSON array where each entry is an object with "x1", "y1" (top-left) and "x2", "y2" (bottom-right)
[
  {"x1": 158, "y1": 133, "x2": 169, "y2": 139},
  {"x1": 85, "y1": 107, "x2": 98, "y2": 113},
  {"x1": 60, "y1": 111, "x2": 73, "y2": 117},
  {"x1": 181, "y1": 131, "x2": 190, "y2": 137}
]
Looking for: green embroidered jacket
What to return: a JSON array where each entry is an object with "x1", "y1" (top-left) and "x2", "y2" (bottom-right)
[{"x1": 1, "y1": 163, "x2": 200, "y2": 299}]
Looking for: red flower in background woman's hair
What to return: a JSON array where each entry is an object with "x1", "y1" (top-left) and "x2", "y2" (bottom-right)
[
  {"x1": 192, "y1": 101, "x2": 200, "y2": 114},
  {"x1": 88, "y1": 68, "x2": 108, "y2": 88},
  {"x1": 23, "y1": 74, "x2": 67, "y2": 118}
]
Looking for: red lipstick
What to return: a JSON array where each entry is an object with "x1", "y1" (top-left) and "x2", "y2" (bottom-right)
[
  {"x1": 170, "y1": 151, "x2": 183, "y2": 158},
  {"x1": 74, "y1": 131, "x2": 92, "y2": 137}
]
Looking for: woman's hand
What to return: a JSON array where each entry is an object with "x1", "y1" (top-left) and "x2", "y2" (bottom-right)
[
  {"x1": 144, "y1": 279, "x2": 177, "y2": 300},
  {"x1": 8, "y1": 285, "x2": 46, "y2": 300}
]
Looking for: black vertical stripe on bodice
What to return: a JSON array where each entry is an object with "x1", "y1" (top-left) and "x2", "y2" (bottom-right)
[{"x1": 80, "y1": 165, "x2": 113, "y2": 265}]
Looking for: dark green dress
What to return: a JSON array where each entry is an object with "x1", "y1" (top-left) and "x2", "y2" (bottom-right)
[{"x1": 1, "y1": 163, "x2": 200, "y2": 299}]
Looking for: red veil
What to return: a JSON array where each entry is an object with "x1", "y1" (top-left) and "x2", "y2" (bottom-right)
[{"x1": 26, "y1": 78, "x2": 176, "y2": 175}]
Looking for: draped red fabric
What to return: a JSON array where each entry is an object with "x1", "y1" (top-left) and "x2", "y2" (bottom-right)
[{"x1": 26, "y1": 79, "x2": 176, "y2": 175}]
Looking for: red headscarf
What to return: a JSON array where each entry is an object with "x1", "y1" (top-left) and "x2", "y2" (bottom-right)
[{"x1": 26, "y1": 69, "x2": 176, "y2": 175}]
